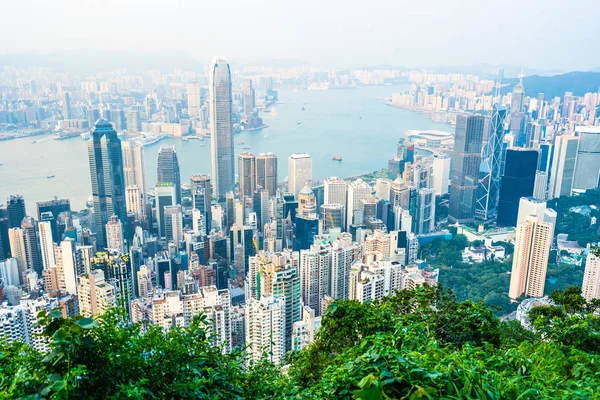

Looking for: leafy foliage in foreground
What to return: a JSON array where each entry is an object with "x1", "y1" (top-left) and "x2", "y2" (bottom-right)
[{"x1": 1, "y1": 286, "x2": 600, "y2": 399}]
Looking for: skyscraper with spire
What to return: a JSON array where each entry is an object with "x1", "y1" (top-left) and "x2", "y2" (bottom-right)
[
  {"x1": 88, "y1": 119, "x2": 127, "y2": 249},
  {"x1": 511, "y1": 75, "x2": 525, "y2": 114},
  {"x1": 209, "y1": 57, "x2": 235, "y2": 200}
]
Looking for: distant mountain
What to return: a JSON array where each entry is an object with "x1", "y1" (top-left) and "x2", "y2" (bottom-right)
[
  {"x1": 0, "y1": 49, "x2": 203, "y2": 74},
  {"x1": 501, "y1": 71, "x2": 600, "y2": 97},
  {"x1": 427, "y1": 64, "x2": 563, "y2": 79}
]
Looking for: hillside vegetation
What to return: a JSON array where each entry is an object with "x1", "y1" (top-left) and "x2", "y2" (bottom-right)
[{"x1": 1, "y1": 286, "x2": 599, "y2": 399}]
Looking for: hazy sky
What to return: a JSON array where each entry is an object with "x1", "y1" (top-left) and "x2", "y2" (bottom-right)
[{"x1": 3, "y1": 0, "x2": 599, "y2": 70}]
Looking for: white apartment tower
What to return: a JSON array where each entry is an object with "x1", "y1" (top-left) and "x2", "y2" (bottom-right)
[
  {"x1": 509, "y1": 215, "x2": 553, "y2": 299},
  {"x1": 288, "y1": 153, "x2": 312, "y2": 198}
]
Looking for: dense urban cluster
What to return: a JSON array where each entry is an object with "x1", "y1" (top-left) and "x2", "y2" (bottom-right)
[{"x1": 1, "y1": 57, "x2": 600, "y2": 384}]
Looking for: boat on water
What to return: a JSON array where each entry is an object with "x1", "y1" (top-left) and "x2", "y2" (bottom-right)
[
  {"x1": 238, "y1": 142, "x2": 245, "y2": 145},
  {"x1": 332, "y1": 155, "x2": 343, "y2": 161},
  {"x1": 243, "y1": 147, "x2": 250, "y2": 150},
  {"x1": 47, "y1": 175, "x2": 55, "y2": 179},
  {"x1": 80, "y1": 132, "x2": 91, "y2": 140},
  {"x1": 301, "y1": 106, "x2": 305, "y2": 111},
  {"x1": 297, "y1": 121, "x2": 302, "y2": 125},
  {"x1": 31, "y1": 140, "x2": 37, "y2": 144}
]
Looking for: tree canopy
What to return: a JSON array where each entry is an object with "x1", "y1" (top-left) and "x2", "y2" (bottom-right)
[{"x1": 1, "y1": 286, "x2": 599, "y2": 399}]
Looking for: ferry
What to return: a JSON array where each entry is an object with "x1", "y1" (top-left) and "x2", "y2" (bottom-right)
[
  {"x1": 332, "y1": 155, "x2": 343, "y2": 161},
  {"x1": 31, "y1": 140, "x2": 37, "y2": 144},
  {"x1": 80, "y1": 132, "x2": 91, "y2": 140},
  {"x1": 47, "y1": 175, "x2": 55, "y2": 179}
]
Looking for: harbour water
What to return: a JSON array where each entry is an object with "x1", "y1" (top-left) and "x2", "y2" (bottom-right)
[{"x1": 0, "y1": 85, "x2": 450, "y2": 212}]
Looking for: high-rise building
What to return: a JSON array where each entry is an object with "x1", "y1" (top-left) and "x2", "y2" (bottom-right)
[
  {"x1": 413, "y1": 188, "x2": 436, "y2": 235},
  {"x1": 582, "y1": 253, "x2": 600, "y2": 302},
  {"x1": 121, "y1": 140, "x2": 147, "y2": 198},
  {"x1": 324, "y1": 177, "x2": 347, "y2": 226},
  {"x1": 187, "y1": 82, "x2": 201, "y2": 117},
  {"x1": 190, "y1": 174, "x2": 212, "y2": 233},
  {"x1": 346, "y1": 179, "x2": 371, "y2": 230},
  {"x1": 548, "y1": 135, "x2": 579, "y2": 199},
  {"x1": 164, "y1": 205, "x2": 183, "y2": 244},
  {"x1": 126, "y1": 110, "x2": 141, "y2": 132},
  {"x1": 106, "y1": 216, "x2": 124, "y2": 254},
  {"x1": 8, "y1": 228, "x2": 26, "y2": 283},
  {"x1": 78, "y1": 270, "x2": 116, "y2": 317},
  {"x1": 320, "y1": 204, "x2": 344, "y2": 234},
  {"x1": 448, "y1": 114, "x2": 485, "y2": 224},
  {"x1": 497, "y1": 148, "x2": 538, "y2": 227},
  {"x1": 509, "y1": 215, "x2": 553, "y2": 299},
  {"x1": 125, "y1": 186, "x2": 144, "y2": 221},
  {"x1": 88, "y1": 119, "x2": 127, "y2": 249},
  {"x1": 238, "y1": 152, "x2": 256, "y2": 200},
  {"x1": 475, "y1": 104, "x2": 507, "y2": 222},
  {"x1": 157, "y1": 146, "x2": 182, "y2": 205},
  {"x1": 533, "y1": 171, "x2": 548, "y2": 201},
  {"x1": 572, "y1": 126, "x2": 600, "y2": 193},
  {"x1": 155, "y1": 182, "x2": 177, "y2": 240},
  {"x1": 21, "y1": 217, "x2": 41, "y2": 275},
  {"x1": 243, "y1": 79, "x2": 256, "y2": 115},
  {"x1": 255, "y1": 153, "x2": 278, "y2": 197},
  {"x1": 53, "y1": 238, "x2": 80, "y2": 295},
  {"x1": 288, "y1": 153, "x2": 312, "y2": 198},
  {"x1": 61, "y1": 91, "x2": 72, "y2": 120},
  {"x1": 7, "y1": 195, "x2": 26, "y2": 228},
  {"x1": 38, "y1": 221, "x2": 55, "y2": 271},
  {"x1": 210, "y1": 57, "x2": 235, "y2": 199},
  {"x1": 388, "y1": 139, "x2": 415, "y2": 179},
  {"x1": 36, "y1": 199, "x2": 71, "y2": 241},
  {"x1": 432, "y1": 154, "x2": 451, "y2": 195},
  {"x1": 245, "y1": 295, "x2": 286, "y2": 365},
  {"x1": 300, "y1": 244, "x2": 331, "y2": 316},
  {"x1": 510, "y1": 77, "x2": 525, "y2": 114}
]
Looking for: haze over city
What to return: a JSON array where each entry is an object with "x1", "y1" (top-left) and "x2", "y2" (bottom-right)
[{"x1": 2, "y1": 0, "x2": 600, "y2": 71}]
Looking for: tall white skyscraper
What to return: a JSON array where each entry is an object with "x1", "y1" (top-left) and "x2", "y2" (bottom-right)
[
  {"x1": 548, "y1": 135, "x2": 579, "y2": 199},
  {"x1": 126, "y1": 185, "x2": 144, "y2": 221},
  {"x1": 324, "y1": 177, "x2": 347, "y2": 227},
  {"x1": 582, "y1": 252, "x2": 600, "y2": 301},
  {"x1": 8, "y1": 228, "x2": 26, "y2": 283},
  {"x1": 106, "y1": 216, "x2": 124, "y2": 253},
  {"x1": 209, "y1": 57, "x2": 235, "y2": 199},
  {"x1": 288, "y1": 153, "x2": 312, "y2": 198},
  {"x1": 121, "y1": 139, "x2": 147, "y2": 198},
  {"x1": 38, "y1": 221, "x2": 55, "y2": 271},
  {"x1": 245, "y1": 295, "x2": 286, "y2": 365},
  {"x1": 432, "y1": 154, "x2": 451, "y2": 195},
  {"x1": 54, "y1": 238, "x2": 79, "y2": 295},
  {"x1": 509, "y1": 215, "x2": 553, "y2": 300},
  {"x1": 164, "y1": 205, "x2": 184, "y2": 244},
  {"x1": 572, "y1": 126, "x2": 600, "y2": 193},
  {"x1": 533, "y1": 171, "x2": 548, "y2": 201},
  {"x1": 187, "y1": 82, "x2": 201, "y2": 117},
  {"x1": 346, "y1": 179, "x2": 372, "y2": 230}
]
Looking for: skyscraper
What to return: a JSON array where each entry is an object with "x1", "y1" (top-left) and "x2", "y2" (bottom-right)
[
  {"x1": 346, "y1": 179, "x2": 371, "y2": 230},
  {"x1": 432, "y1": 154, "x2": 450, "y2": 195},
  {"x1": 121, "y1": 140, "x2": 147, "y2": 197},
  {"x1": 157, "y1": 146, "x2": 182, "y2": 205},
  {"x1": 510, "y1": 77, "x2": 525, "y2": 114},
  {"x1": 509, "y1": 215, "x2": 553, "y2": 300},
  {"x1": 88, "y1": 119, "x2": 127, "y2": 249},
  {"x1": 38, "y1": 221, "x2": 55, "y2": 271},
  {"x1": 497, "y1": 148, "x2": 538, "y2": 227},
  {"x1": 245, "y1": 295, "x2": 286, "y2": 365},
  {"x1": 572, "y1": 126, "x2": 600, "y2": 193},
  {"x1": 255, "y1": 153, "x2": 278, "y2": 197},
  {"x1": 125, "y1": 186, "x2": 144, "y2": 222},
  {"x1": 21, "y1": 216, "x2": 41, "y2": 275},
  {"x1": 7, "y1": 195, "x2": 26, "y2": 228},
  {"x1": 187, "y1": 82, "x2": 201, "y2": 117},
  {"x1": 155, "y1": 182, "x2": 177, "y2": 240},
  {"x1": 548, "y1": 135, "x2": 579, "y2": 199},
  {"x1": 582, "y1": 253, "x2": 600, "y2": 302},
  {"x1": 324, "y1": 177, "x2": 347, "y2": 227},
  {"x1": 288, "y1": 153, "x2": 312, "y2": 198},
  {"x1": 61, "y1": 92, "x2": 72, "y2": 120},
  {"x1": 238, "y1": 152, "x2": 256, "y2": 200},
  {"x1": 243, "y1": 79, "x2": 255, "y2": 115},
  {"x1": 106, "y1": 216, "x2": 124, "y2": 254},
  {"x1": 190, "y1": 174, "x2": 212, "y2": 233},
  {"x1": 448, "y1": 114, "x2": 485, "y2": 224},
  {"x1": 209, "y1": 57, "x2": 235, "y2": 199},
  {"x1": 475, "y1": 104, "x2": 507, "y2": 222}
]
